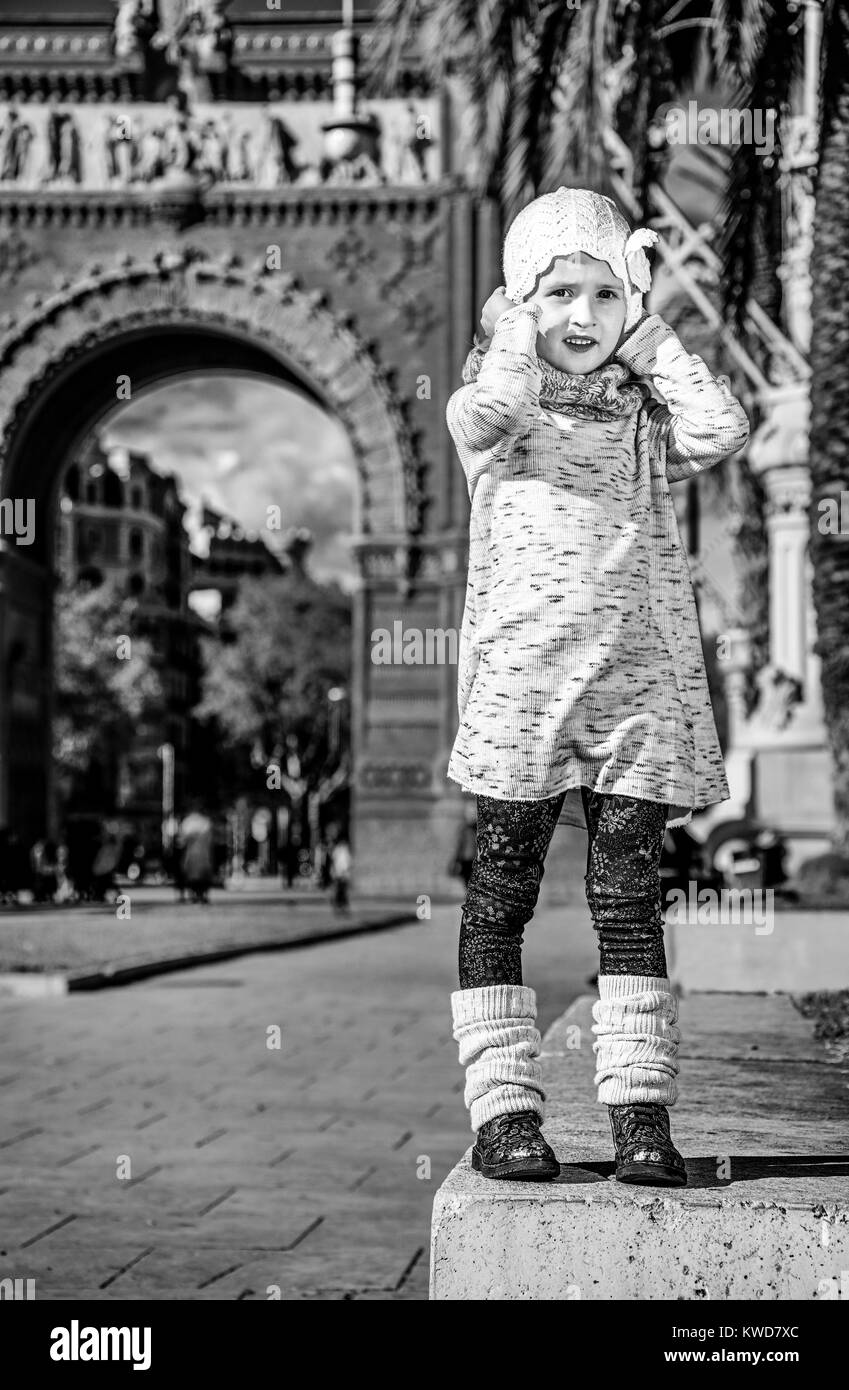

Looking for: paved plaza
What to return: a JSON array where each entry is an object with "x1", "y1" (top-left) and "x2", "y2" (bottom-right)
[
  {"x1": 0, "y1": 884, "x2": 416, "y2": 982},
  {"x1": 0, "y1": 898, "x2": 598, "y2": 1300}
]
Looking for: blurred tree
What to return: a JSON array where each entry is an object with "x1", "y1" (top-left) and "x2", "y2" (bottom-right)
[
  {"x1": 194, "y1": 571, "x2": 352, "y2": 796},
  {"x1": 53, "y1": 580, "x2": 165, "y2": 806}
]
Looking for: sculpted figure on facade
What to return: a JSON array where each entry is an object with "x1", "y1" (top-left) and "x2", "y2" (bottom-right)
[
  {"x1": 47, "y1": 103, "x2": 83, "y2": 184},
  {"x1": 264, "y1": 112, "x2": 300, "y2": 185},
  {"x1": 0, "y1": 109, "x2": 34, "y2": 183},
  {"x1": 151, "y1": 0, "x2": 233, "y2": 103},
  {"x1": 112, "y1": 0, "x2": 156, "y2": 65}
]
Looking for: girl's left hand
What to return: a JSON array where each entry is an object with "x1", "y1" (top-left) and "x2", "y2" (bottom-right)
[{"x1": 615, "y1": 309, "x2": 651, "y2": 354}]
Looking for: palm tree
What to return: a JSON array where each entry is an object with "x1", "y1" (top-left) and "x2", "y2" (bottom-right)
[
  {"x1": 807, "y1": 2, "x2": 849, "y2": 854},
  {"x1": 366, "y1": 0, "x2": 849, "y2": 852},
  {"x1": 367, "y1": 0, "x2": 679, "y2": 218}
]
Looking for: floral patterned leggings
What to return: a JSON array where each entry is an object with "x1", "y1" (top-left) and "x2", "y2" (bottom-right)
[{"x1": 459, "y1": 788, "x2": 669, "y2": 988}]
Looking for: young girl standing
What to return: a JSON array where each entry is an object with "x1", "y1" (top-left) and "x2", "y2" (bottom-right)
[{"x1": 447, "y1": 187, "x2": 749, "y2": 1186}]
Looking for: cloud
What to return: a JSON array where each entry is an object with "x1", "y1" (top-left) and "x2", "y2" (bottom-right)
[
  {"x1": 216, "y1": 449, "x2": 241, "y2": 476},
  {"x1": 100, "y1": 375, "x2": 357, "y2": 586}
]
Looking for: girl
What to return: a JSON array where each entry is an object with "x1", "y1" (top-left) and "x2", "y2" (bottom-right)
[{"x1": 447, "y1": 187, "x2": 749, "y2": 1185}]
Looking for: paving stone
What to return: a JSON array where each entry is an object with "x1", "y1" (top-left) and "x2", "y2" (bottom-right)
[{"x1": 0, "y1": 902, "x2": 595, "y2": 1298}]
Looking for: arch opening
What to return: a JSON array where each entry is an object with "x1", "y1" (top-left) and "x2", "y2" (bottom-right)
[
  {"x1": 0, "y1": 255, "x2": 424, "y2": 886},
  {"x1": 4, "y1": 324, "x2": 333, "y2": 567},
  {"x1": 1, "y1": 340, "x2": 389, "y2": 865}
]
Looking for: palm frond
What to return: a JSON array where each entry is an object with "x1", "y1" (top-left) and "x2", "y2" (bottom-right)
[
  {"x1": 366, "y1": 0, "x2": 541, "y2": 194},
  {"x1": 815, "y1": 0, "x2": 849, "y2": 174},
  {"x1": 716, "y1": 0, "x2": 799, "y2": 335},
  {"x1": 463, "y1": 0, "x2": 540, "y2": 189},
  {"x1": 615, "y1": 0, "x2": 682, "y2": 206},
  {"x1": 710, "y1": 0, "x2": 768, "y2": 75},
  {"x1": 501, "y1": 1, "x2": 581, "y2": 216},
  {"x1": 363, "y1": 0, "x2": 434, "y2": 97},
  {"x1": 542, "y1": 1, "x2": 613, "y2": 191}
]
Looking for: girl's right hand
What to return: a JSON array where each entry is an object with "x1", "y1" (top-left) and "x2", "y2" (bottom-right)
[{"x1": 479, "y1": 286, "x2": 516, "y2": 340}]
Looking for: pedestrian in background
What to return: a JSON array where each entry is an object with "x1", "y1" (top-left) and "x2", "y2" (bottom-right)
[
  {"x1": 91, "y1": 830, "x2": 121, "y2": 902},
  {"x1": 30, "y1": 837, "x2": 59, "y2": 903},
  {"x1": 178, "y1": 803, "x2": 214, "y2": 905},
  {"x1": 330, "y1": 834, "x2": 352, "y2": 914}
]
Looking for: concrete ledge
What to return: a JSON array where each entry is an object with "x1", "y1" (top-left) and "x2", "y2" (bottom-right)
[
  {"x1": 667, "y1": 908, "x2": 849, "y2": 994},
  {"x1": 430, "y1": 993, "x2": 849, "y2": 1300},
  {"x1": 0, "y1": 972, "x2": 68, "y2": 999}
]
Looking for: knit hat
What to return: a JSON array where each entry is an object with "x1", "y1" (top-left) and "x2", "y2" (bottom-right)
[{"x1": 503, "y1": 187, "x2": 659, "y2": 330}]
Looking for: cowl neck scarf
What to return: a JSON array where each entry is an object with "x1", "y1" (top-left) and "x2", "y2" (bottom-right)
[{"x1": 461, "y1": 341, "x2": 650, "y2": 422}]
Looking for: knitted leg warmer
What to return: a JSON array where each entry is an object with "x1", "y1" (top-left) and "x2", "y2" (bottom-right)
[
  {"x1": 451, "y1": 984, "x2": 545, "y2": 1132},
  {"x1": 592, "y1": 973, "x2": 680, "y2": 1105}
]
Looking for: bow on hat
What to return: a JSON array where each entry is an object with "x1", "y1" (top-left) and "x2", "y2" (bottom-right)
[{"x1": 623, "y1": 227, "x2": 660, "y2": 293}]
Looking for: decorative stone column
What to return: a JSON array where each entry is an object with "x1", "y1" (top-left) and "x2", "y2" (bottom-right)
[
  {"x1": 746, "y1": 382, "x2": 814, "y2": 728},
  {"x1": 725, "y1": 73, "x2": 835, "y2": 853},
  {"x1": 742, "y1": 383, "x2": 834, "y2": 845}
]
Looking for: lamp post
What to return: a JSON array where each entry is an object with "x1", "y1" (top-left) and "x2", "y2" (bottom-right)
[{"x1": 158, "y1": 741, "x2": 175, "y2": 862}]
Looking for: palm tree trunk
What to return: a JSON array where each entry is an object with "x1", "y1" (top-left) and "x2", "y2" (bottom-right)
[{"x1": 808, "y1": 84, "x2": 849, "y2": 855}]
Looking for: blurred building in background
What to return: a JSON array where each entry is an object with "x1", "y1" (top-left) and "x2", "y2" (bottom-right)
[
  {"x1": 189, "y1": 504, "x2": 285, "y2": 615},
  {"x1": 59, "y1": 438, "x2": 190, "y2": 607},
  {"x1": 56, "y1": 436, "x2": 201, "y2": 841}
]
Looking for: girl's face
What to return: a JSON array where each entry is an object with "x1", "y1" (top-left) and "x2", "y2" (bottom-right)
[{"x1": 524, "y1": 251, "x2": 627, "y2": 375}]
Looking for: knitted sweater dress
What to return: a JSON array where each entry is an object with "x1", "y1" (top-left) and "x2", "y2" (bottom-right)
[{"x1": 446, "y1": 303, "x2": 750, "y2": 829}]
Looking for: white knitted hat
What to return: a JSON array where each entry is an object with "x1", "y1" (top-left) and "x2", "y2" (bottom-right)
[{"x1": 503, "y1": 187, "x2": 659, "y2": 330}]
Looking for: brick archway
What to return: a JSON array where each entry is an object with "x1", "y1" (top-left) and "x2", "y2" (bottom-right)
[
  {"x1": 0, "y1": 247, "x2": 425, "y2": 539},
  {"x1": 0, "y1": 247, "x2": 425, "y2": 843}
]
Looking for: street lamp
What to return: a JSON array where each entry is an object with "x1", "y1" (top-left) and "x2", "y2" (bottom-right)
[{"x1": 158, "y1": 742, "x2": 175, "y2": 858}]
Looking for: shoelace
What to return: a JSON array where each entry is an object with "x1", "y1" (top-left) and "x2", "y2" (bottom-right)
[
  {"x1": 495, "y1": 1112, "x2": 537, "y2": 1135},
  {"x1": 485, "y1": 1112, "x2": 543, "y2": 1149},
  {"x1": 614, "y1": 1104, "x2": 670, "y2": 1146}
]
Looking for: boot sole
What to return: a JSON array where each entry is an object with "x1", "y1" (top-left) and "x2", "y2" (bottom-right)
[
  {"x1": 615, "y1": 1160, "x2": 687, "y2": 1187},
  {"x1": 471, "y1": 1148, "x2": 560, "y2": 1181}
]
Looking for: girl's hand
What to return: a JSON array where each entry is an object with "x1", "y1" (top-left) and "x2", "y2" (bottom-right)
[
  {"x1": 615, "y1": 308, "x2": 651, "y2": 355},
  {"x1": 479, "y1": 286, "x2": 516, "y2": 340}
]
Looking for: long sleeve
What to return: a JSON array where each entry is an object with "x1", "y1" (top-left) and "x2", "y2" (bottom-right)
[
  {"x1": 446, "y1": 301, "x2": 542, "y2": 485},
  {"x1": 615, "y1": 314, "x2": 750, "y2": 483}
]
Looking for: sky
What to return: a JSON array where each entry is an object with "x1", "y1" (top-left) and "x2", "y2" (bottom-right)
[{"x1": 99, "y1": 374, "x2": 359, "y2": 590}]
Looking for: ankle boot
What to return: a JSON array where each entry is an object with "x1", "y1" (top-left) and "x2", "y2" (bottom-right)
[
  {"x1": 608, "y1": 1102, "x2": 687, "y2": 1186},
  {"x1": 472, "y1": 1109, "x2": 559, "y2": 1181}
]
